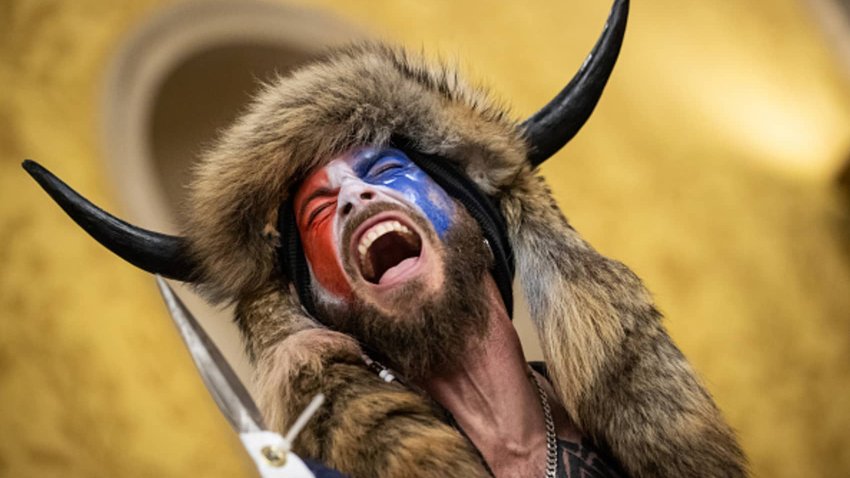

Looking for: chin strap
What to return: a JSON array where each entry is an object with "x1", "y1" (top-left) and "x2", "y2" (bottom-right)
[{"x1": 278, "y1": 198, "x2": 316, "y2": 318}]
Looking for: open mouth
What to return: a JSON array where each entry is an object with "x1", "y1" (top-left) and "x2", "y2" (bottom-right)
[{"x1": 356, "y1": 219, "x2": 423, "y2": 284}]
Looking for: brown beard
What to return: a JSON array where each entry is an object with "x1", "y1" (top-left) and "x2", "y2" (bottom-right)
[{"x1": 314, "y1": 203, "x2": 493, "y2": 380}]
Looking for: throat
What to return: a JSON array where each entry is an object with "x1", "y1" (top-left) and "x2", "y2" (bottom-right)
[{"x1": 419, "y1": 281, "x2": 549, "y2": 477}]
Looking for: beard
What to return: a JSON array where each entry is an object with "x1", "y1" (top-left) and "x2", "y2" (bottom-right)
[{"x1": 314, "y1": 203, "x2": 493, "y2": 380}]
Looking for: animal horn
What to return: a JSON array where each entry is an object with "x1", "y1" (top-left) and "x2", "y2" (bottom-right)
[
  {"x1": 23, "y1": 160, "x2": 198, "y2": 282},
  {"x1": 522, "y1": 0, "x2": 629, "y2": 167}
]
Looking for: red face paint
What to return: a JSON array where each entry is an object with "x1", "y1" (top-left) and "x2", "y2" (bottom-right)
[{"x1": 294, "y1": 168, "x2": 352, "y2": 299}]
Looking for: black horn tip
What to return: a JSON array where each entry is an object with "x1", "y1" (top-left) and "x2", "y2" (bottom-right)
[
  {"x1": 22, "y1": 159, "x2": 48, "y2": 185},
  {"x1": 23, "y1": 159, "x2": 199, "y2": 283}
]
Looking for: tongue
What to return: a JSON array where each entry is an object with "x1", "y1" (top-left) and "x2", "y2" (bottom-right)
[
  {"x1": 364, "y1": 230, "x2": 421, "y2": 284},
  {"x1": 378, "y1": 257, "x2": 420, "y2": 285}
]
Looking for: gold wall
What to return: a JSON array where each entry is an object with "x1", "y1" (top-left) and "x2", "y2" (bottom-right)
[{"x1": 2, "y1": 0, "x2": 849, "y2": 477}]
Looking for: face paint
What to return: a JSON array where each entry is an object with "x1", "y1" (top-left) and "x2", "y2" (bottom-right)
[
  {"x1": 294, "y1": 146, "x2": 456, "y2": 300},
  {"x1": 349, "y1": 148, "x2": 454, "y2": 239},
  {"x1": 294, "y1": 167, "x2": 352, "y2": 299}
]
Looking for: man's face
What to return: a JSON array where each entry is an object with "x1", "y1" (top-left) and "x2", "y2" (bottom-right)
[
  {"x1": 294, "y1": 146, "x2": 456, "y2": 311},
  {"x1": 293, "y1": 146, "x2": 493, "y2": 379}
]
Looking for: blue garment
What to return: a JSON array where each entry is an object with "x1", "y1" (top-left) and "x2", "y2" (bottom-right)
[{"x1": 303, "y1": 458, "x2": 348, "y2": 478}]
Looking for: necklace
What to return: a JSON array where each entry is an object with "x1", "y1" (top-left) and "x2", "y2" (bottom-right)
[
  {"x1": 530, "y1": 371, "x2": 558, "y2": 478},
  {"x1": 368, "y1": 354, "x2": 558, "y2": 477}
]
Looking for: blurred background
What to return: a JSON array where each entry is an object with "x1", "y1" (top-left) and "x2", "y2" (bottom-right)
[{"x1": 2, "y1": 0, "x2": 850, "y2": 476}]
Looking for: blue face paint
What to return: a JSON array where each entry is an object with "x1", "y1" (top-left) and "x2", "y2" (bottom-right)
[{"x1": 350, "y1": 148, "x2": 455, "y2": 238}]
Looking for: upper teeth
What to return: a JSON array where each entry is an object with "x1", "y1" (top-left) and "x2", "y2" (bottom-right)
[{"x1": 357, "y1": 220, "x2": 412, "y2": 259}]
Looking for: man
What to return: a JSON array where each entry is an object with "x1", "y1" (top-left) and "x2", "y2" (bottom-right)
[
  {"x1": 287, "y1": 143, "x2": 630, "y2": 477},
  {"x1": 25, "y1": 1, "x2": 748, "y2": 476}
]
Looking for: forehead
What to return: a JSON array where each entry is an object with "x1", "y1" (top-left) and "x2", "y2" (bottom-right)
[{"x1": 332, "y1": 146, "x2": 391, "y2": 176}]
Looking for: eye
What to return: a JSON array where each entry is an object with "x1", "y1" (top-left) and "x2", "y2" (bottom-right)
[
  {"x1": 370, "y1": 161, "x2": 404, "y2": 176},
  {"x1": 307, "y1": 202, "x2": 333, "y2": 226}
]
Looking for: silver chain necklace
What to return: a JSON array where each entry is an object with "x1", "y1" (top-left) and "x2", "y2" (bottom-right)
[
  {"x1": 530, "y1": 371, "x2": 558, "y2": 478},
  {"x1": 367, "y1": 355, "x2": 558, "y2": 477}
]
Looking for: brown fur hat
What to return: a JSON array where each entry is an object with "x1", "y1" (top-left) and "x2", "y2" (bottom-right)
[{"x1": 185, "y1": 43, "x2": 528, "y2": 302}]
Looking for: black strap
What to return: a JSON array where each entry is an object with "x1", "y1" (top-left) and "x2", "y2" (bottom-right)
[{"x1": 279, "y1": 198, "x2": 315, "y2": 316}]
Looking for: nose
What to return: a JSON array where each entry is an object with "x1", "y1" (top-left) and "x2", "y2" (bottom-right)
[{"x1": 338, "y1": 180, "x2": 377, "y2": 217}]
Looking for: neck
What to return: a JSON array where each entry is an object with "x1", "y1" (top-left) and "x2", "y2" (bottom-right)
[{"x1": 420, "y1": 278, "x2": 547, "y2": 478}]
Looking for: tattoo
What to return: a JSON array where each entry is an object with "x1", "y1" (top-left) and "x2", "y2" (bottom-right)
[{"x1": 557, "y1": 439, "x2": 626, "y2": 478}]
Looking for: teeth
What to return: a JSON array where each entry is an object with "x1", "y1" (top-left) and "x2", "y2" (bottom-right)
[{"x1": 357, "y1": 220, "x2": 413, "y2": 263}]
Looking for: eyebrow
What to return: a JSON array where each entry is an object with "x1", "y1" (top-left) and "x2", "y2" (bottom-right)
[
  {"x1": 298, "y1": 186, "x2": 337, "y2": 221},
  {"x1": 354, "y1": 149, "x2": 396, "y2": 177}
]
